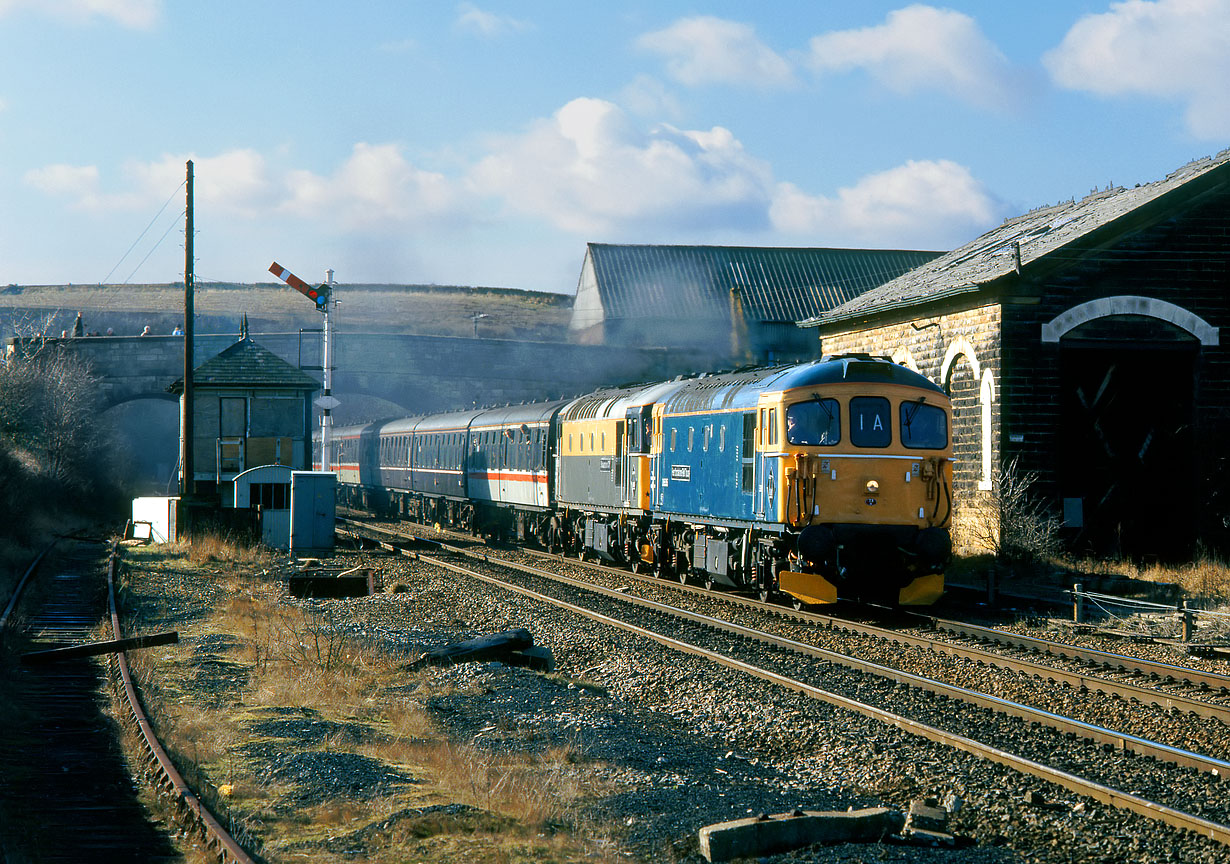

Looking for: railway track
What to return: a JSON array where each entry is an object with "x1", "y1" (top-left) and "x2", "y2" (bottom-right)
[
  {"x1": 0, "y1": 538, "x2": 254, "y2": 864},
  {"x1": 0, "y1": 539, "x2": 181, "y2": 862},
  {"x1": 339, "y1": 515, "x2": 1230, "y2": 850},
  {"x1": 340, "y1": 516, "x2": 1230, "y2": 727}
]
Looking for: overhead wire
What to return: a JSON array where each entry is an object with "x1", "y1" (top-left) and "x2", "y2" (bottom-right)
[
  {"x1": 101, "y1": 179, "x2": 186, "y2": 285},
  {"x1": 124, "y1": 208, "x2": 186, "y2": 284}
]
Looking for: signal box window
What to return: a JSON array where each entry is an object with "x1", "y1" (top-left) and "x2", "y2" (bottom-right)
[
  {"x1": 900, "y1": 401, "x2": 948, "y2": 449},
  {"x1": 786, "y1": 399, "x2": 840, "y2": 446},
  {"x1": 850, "y1": 397, "x2": 891, "y2": 448}
]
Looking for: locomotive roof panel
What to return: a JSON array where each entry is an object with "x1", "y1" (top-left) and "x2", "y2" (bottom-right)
[
  {"x1": 659, "y1": 356, "x2": 944, "y2": 413},
  {"x1": 581, "y1": 243, "x2": 942, "y2": 323},
  {"x1": 773, "y1": 355, "x2": 946, "y2": 394},
  {"x1": 661, "y1": 365, "x2": 797, "y2": 413},
  {"x1": 560, "y1": 379, "x2": 687, "y2": 421}
]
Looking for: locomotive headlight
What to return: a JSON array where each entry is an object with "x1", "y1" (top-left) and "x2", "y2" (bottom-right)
[{"x1": 865, "y1": 480, "x2": 879, "y2": 495}]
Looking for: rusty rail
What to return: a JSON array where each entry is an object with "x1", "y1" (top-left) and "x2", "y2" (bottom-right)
[{"x1": 105, "y1": 542, "x2": 256, "y2": 864}]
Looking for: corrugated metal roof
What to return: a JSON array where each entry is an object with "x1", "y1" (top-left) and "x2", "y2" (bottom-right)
[
  {"x1": 167, "y1": 337, "x2": 320, "y2": 393},
  {"x1": 806, "y1": 149, "x2": 1230, "y2": 326},
  {"x1": 585, "y1": 244, "x2": 940, "y2": 323}
]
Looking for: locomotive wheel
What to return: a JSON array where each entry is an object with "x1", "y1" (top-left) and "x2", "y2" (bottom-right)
[
  {"x1": 757, "y1": 588, "x2": 770, "y2": 603},
  {"x1": 703, "y1": 576, "x2": 715, "y2": 591},
  {"x1": 790, "y1": 596, "x2": 805, "y2": 611}
]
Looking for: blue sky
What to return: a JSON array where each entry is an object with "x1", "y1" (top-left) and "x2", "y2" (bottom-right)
[{"x1": 1, "y1": 1, "x2": 1227, "y2": 294}]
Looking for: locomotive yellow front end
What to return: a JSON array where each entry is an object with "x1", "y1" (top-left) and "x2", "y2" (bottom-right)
[{"x1": 768, "y1": 363, "x2": 954, "y2": 606}]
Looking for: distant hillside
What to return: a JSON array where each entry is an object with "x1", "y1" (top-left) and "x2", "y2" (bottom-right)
[{"x1": 0, "y1": 282, "x2": 574, "y2": 342}]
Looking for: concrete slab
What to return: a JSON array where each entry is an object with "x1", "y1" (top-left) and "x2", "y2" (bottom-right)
[{"x1": 699, "y1": 806, "x2": 904, "y2": 862}]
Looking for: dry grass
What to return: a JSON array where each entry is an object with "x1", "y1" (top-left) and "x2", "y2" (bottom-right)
[
  {"x1": 113, "y1": 533, "x2": 624, "y2": 863},
  {"x1": 1059, "y1": 551, "x2": 1230, "y2": 603}
]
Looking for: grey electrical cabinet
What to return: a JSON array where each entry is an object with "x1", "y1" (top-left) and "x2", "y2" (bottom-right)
[{"x1": 290, "y1": 471, "x2": 336, "y2": 557}]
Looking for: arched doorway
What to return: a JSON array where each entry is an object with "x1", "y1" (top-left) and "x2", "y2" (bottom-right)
[{"x1": 1054, "y1": 313, "x2": 1201, "y2": 559}]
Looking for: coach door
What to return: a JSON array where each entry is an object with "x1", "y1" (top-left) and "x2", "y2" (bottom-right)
[{"x1": 499, "y1": 427, "x2": 513, "y2": 501}]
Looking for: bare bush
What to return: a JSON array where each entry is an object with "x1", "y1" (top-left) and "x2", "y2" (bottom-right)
[
  {"x1": 0, "y1": 348, "x2": 112, "y2": 492},
  {"x1": 965, "y1": 457, "x2": 1062, "y2": 564}
]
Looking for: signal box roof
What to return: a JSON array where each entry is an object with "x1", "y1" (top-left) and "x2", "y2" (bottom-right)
[{"x1": 167, "y1": 337, "x2": 320, "y2": 394}]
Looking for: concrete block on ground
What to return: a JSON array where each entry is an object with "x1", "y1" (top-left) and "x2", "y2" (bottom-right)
[
  {"x1": 900, "y1": 798, "x2": 956, "y2": 847},
  {"x1": 699, "y1": 806, "x2": 904, "y2": 862}
]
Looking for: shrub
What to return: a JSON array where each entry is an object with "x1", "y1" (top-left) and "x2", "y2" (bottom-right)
[{"x1": 964, "y1": 457, "x2": 1062, "y2": 565}]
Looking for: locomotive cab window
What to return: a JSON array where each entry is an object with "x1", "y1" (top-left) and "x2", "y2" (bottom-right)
[
  {"x1": 900, "y1": 400, "x2": 948, "y2": 449},
  {"x1": 849, "y1": 397, "x2": 891, "y2": 448},
  {"x1": 786, "y1": 399, "x2": 840, "y2": 446}
]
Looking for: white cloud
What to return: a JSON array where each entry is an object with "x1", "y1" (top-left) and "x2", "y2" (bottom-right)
[
  {"x1": 1044, "y1": 0, "x2": 1230, "y2": 138},
  {"x1": 24, "y1": 163, "x2": 101, "y2": 203},
  {"x1": 617, "y1": 74, "x2": 683, "y2": 121},
  {"x1": 771, "y1": 159, "x2": 1002, "y2": 249},
  {"x1": 0, "y1": 0, "x2": 160, "y2": 28},
  {"x1": 807, "y1": 4, "x2": 1017, "y2": 110},
  {"x1": 24, "y1": 150, "x2": 275, "y2": 214},
  {"x1": 637, "y1": 16, "x2": 795, "y2": 88},
  {"x1": 454, "y1": 2, "x2": 530, "y2": 38},
  {"x1": 468, "y1": 97, "x2": 774, "y2": 235},
  {"x1": 281, "y1": 142, "x2": 471, "y2": 230}
]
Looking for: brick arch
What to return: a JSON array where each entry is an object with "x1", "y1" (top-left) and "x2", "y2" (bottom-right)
[
  {"x1": 1041, "y1": 295, "x2": 1219, "y2": 345},
  {"x1": 940, "y1": 336, "x2": 980, "y2": 385}
]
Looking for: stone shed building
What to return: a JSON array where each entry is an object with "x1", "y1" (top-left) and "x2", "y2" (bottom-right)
[
  {"x1": 801, "y1": 152, "x2": 1230, "y2": 560},
  {"x1": 168, "y1": 336, "x2": 319, "y2": 504},
  {"x1": 569, "y1": 243, "x2": 940, "y2": 366}
]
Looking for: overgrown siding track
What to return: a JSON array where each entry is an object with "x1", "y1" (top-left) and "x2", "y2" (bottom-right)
[
  {"x1": 0, "y1": 539, "x2": 181, "y2": 862},
  {"x1": 340, "y1": 516, "x2": 1230, "y2": 854}
]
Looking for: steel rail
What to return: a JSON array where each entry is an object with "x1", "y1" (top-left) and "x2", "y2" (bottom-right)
[
  {"x1": 926, "y1": 617, "x2": 1230, "y2": 694},
  {"x1": 105, "y1": 543, "x2": 256, "y2": 864},
  {"x1": 0, "y1": 542, "x2": 54, "y2": 629},
  {"x1": 345, "y1": 525, "x2": 1230, "y2": 847}
]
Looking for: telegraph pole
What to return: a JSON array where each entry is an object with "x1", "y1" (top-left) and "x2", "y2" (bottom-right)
[{"x1": 181, "y1": 160, "x2": 195, "y2": 501}]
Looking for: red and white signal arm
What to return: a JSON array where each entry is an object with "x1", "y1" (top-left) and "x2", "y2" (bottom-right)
[{"x1": 269, "y1": 261, "x2": 329, "y2": 310}]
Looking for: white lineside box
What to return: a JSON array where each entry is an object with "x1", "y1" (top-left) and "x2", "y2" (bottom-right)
[{"x1": 131, "y1": 496, "x2": 179, "y2": 543}]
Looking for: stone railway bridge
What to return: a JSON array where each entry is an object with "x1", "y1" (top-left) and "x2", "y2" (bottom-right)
[{"x1": 6, "y1": 331, "x2": 703, "y2": 419}]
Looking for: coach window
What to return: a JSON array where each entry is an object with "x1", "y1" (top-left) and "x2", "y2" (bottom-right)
[
  {"x1": 768, "y1": 408, "x2": 778, "y2": 446},
  {"x1": 850, "y1": 397, "x2": 891, "y2": 448},
  {"x1": 688, "y1": 426, "x2": 694, "y2": 452},
  {"x1": 719, "y1": 425, "x2": 725, "y2": 452},
  {"x1": 900, "y1": 400, "x2": 948, "y2": 449},
  {"x1": 759, "y1": 408, "x2": 768, "y2": 445},
  {"x1": 670, "y1": 428, "x2": 677, "y2": 452}
]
